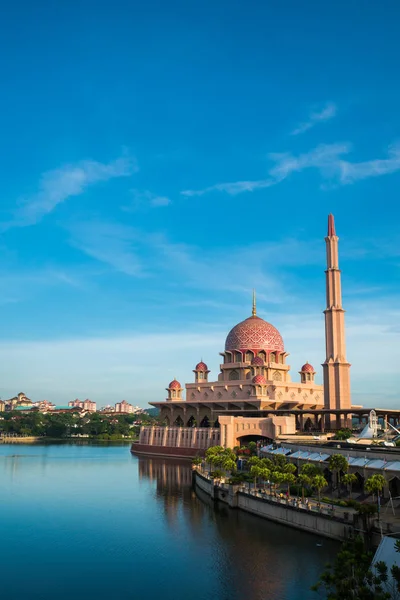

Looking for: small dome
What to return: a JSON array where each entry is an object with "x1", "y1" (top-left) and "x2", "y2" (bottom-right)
[
  {"x1": 252, "y1": 375, "x2": 267, "y2": 385},
  {"x1": 168, "y1": 379, "x2": 181, "y2": 389},
  {"x1": 195, "y1": 361, "x2": 208, "y2": 371},
  {"x1": 301, "y1": 363, "x2": 315, "y2": 373},
  {"x1": 251, "y1": 356, "x2": 264, "y2": 366}
]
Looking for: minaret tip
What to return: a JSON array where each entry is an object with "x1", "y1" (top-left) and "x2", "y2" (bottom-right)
[
  {"x1": 252, "y1": 289, "x2": 257, "y2": 316},
  {"x1": 328, "y1": 214, "x2": 336, "y2": 237}
]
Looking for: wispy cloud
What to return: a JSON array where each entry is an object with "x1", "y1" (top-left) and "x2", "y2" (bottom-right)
[
  {"x1": 122, "y1": 189, "x2": 171, "y2": 212},
  {"x1": 67, "y1": 221, "x2": 144, "y2": 277},
  {"x1": 291, "y1": 102, "x2": 337, "y2": 136},
  {"x1": 182, "y1": 142, "x2": 400, "y2": 196},
  {"x1": 6, "y1": 155, "x2": 138, "y2": 229}
]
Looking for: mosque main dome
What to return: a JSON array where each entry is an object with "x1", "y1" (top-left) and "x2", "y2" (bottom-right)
[{"x1": 225, "y1": 315, "x2": 284, "y2": 353}]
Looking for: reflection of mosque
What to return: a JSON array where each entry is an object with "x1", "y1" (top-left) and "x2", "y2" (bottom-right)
[
  {"x1": 137, "y1": 457, "x2": 205, "y2": 528},
  {"x1": 137, "y1": 456, "x2": 338, "y2": 600}
]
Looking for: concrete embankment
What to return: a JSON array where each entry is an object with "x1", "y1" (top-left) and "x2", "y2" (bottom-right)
[{"x1": 193, "y1": 469, "x2": 356, "y2": 543}]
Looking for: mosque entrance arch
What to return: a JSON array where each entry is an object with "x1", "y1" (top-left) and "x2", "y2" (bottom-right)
[{"x1": 236, "y1": 434, "x2": 272, "y2": 447}]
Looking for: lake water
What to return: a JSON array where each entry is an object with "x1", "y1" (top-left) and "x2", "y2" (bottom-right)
[{"x1": 0, "y1": 444, "x2": 337, "y2": 600}]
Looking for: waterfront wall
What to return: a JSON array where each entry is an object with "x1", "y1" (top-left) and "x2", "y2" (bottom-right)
[
  {"x1": 139, "y1": 426, "x2": 221, "y2": 450},
  {"x1": 131, "y1": 442, "x2": 205, "y2": 458},
  {"x1": 193, "y1": 470, "x2": 354, "y2": 542}
]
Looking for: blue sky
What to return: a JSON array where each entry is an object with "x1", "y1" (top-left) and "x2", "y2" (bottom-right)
[{"x1": 0, "y1": 0, "x2": 399, "y2": 407}]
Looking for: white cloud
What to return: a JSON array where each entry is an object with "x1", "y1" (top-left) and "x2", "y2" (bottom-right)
[
  {"x1": 291, "y1": 102, "x2": 337, "y2": 136},
  {"x1": 0, "y1": 296, "x2": 399, "y2": 408},
  {"x1": 67, "y1": 221, "x2": 144, "y2": 277},
  {"x1": 182, "y1": 142, "x2": 400, "y2": 196},
  {"x1": 123, "y1": 189, "x2": 171, "y2": 211},
  {"x1": 7, "y1": 155, "x2": 138, "y2": 228}
]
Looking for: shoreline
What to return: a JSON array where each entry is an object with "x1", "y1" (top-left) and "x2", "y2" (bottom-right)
[
  {"x1": 0, "y1": 436, "x2": 136, "y2": 445},
  {"x1": 192, "y1": 469, "x2": 384, "y2": 546}
]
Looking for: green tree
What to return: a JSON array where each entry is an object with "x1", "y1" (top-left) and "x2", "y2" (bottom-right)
[
  {"x1": 270, "y1": 470, "x2": 284, "y2": 494},
  {"x1": 222, "y1": 457, "x2": 237, "y2": 474},
  {"x1": 365, "y1": 474, "x2": 387, "y2": 520},
  {"x1": 300, "y1": 463, "x2": 322, "y2": 477},
  {"x1": 250, "y1": 465, "x2": 263, "y2": 489},
  {"x1": 312, "y1": 474, "x2": 328, "y2": 504},
  {"x1": 312, "y1": 535, "x2": 400, "y2": 599},
  {"x1": 260, "y1": 457, "x2": 274, "y2": 470},
  {"x1": 298, "y1": 473, "x2": 312, "y2": 502},
  {"x1": 260, "y1": 467, "x2": 271, "y2": 493},
  {"x1": 247, "y1": 456, "x2": 262, "y2": 468},
  {"x1": 283, "y1": 472, "x2": 296, "y2": 498},
  {"x1": 272, "y1": 454, "x2": 288, "y2": 469},
  {"x1": 192, "y1": 456, "x2": 202, "y2": 467},
  {"x1": 329, "y1": 454, "x2": 349, "y2": 497},
  {"x1": 342, "y1": 472, "x2": 358, "y2": 497},
  {"x1": 248, "y1": 441, "x2": 257, "y2": 455}
]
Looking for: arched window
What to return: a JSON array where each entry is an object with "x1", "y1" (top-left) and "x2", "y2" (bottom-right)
[
  {"x1": 279, "y1": 354, "x2": 284, "y2": 364},
  {"x1": 198, "y1": 372, "x2": 204, "y2": 380},
  {"x1": 225, "y1": 352, "x2": 232, "y2": 363},
  {"x1": 172, "y1": 390, "x2": 176, "y2": 397},
  {"x1": 272, "y1": 371, "x2": 282, "y2": 381},
  {"x1": 235, "y1": 351, "x2": 242, "y2": 363},
  {"x1": 200, "y1": 416, "x2": 210, "y2": 427},
  {"x1": 231, "y1": 391, "x2": 237, "y2": 398},
  {"x1": 245, "y1": 351, "x2": 253, "y2": 362},
  {"x1": 270, "y1": 353, "x2": 275, "y2": 363},
  {"x1": 229, "y1": 370, "x2": 239, "y2": 381},
  {"x1": 258, "y1": 351, "x2": 266, "y2": 361}
]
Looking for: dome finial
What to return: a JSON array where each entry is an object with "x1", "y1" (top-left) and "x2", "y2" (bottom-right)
[{"x1": 252, "y1": 289, "x2": 256, "y2": 316}]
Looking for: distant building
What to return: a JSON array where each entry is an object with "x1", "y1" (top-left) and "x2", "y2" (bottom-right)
[
  {"x1": 100, "y1": 405, "x2": 115, "y2": 413},
  {"x1": 68, "y1": 399, "x2": 97, "y2": 412},
  {"x1": 34, "y1": 400, "x2": 56, "y2": 412},
  {"x1": 5, "y1": 392, "x2": 33, "y2": 411},
  {"x1": 0, "y1": 400, "x2": 5, "y2": 412},
  {"x1": 115, "y1": 400, "x2": 135, "y2": 414}
]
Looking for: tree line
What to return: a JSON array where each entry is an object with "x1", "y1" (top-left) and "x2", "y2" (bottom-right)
[{"x1": 0, "y1": 410, "x2": 158, "y2": 439}]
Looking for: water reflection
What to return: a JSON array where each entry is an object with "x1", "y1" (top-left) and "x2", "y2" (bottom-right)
[
  {"x1": 0, "y1": 446, "x2": 338, "y2": 600},
  {"x1": 137, "y1": 456, "x2": 338, "y2": 600}
]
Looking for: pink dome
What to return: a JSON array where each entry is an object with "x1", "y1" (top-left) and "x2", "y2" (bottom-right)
[
  {"x1": 225, "y1": 316, "x2": 284, "y2": 353},
  {"x1": 251, "y1": 356, "x2": 264, "y2": 366},
  {"x1": 195, "y1": 361, "x2": 208, "y2": 371},
  {"x1": 168, "y1": 379, "x2": 181, "y2": 389},
  {"x1": 252, "y1": 375, "x2": 267, "y2": 385},
  {"x1": 301, "y1": 363, "x2": 315, "y2": 373}
]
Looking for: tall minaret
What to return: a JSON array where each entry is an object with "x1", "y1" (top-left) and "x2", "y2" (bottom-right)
[{"x1": 323, "y1": 214, "x2": 351, "y2": 428}]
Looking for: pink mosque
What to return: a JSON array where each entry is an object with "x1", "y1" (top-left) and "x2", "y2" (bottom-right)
[{"x1": 133, "y1": 214, "x2": 357, "y2": 457}]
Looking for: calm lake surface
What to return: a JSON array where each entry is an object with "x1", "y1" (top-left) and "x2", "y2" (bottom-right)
[{"x1": 0, "y1": 444, "x2": 337, "y2": 600}]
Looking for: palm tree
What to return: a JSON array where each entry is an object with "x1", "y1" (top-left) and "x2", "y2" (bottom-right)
[
  {"x1": 342, "y1": 472, "x2": 357, "y2": 497},
  {"x1": 328, "y1": 454, "x2": 349, "y2": 498},
  {"x1": 365, "y1": 474, "x2": 386, "y2": 520},
  {"x1": 313, "y1": 475, "x2": 328, "y2": 505},
  {"x1": 298, "y1": 473, "x2": 311, "y2": 502}
]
